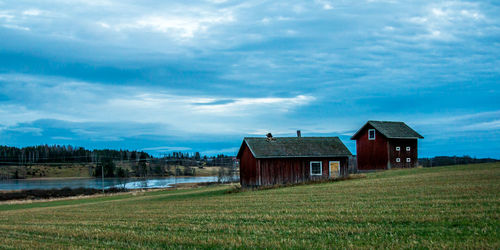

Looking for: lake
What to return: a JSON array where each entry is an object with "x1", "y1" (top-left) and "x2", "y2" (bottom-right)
[{"x1": 0, "y1": 176, "x2": 226, "y2": 191}]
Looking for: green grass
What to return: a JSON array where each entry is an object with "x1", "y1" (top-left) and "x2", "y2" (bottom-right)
[{"x1": 0, "y1": 163, "x2": 498, "y2": 249}]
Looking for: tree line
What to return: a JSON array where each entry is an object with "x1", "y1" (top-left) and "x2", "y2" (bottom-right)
[
  {"x1": 418, "y1": 155, "x2": 498, "y2": 167},
  {"x1": 0, "y1": 145, "x2": 153, "y2": 165},
  {"x1": 0, "y1": 145, "x2": 237, "y2": 180}
]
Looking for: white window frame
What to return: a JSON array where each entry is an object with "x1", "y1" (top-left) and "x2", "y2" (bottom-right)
[
  {"x1": 396, "y1": 158, "x2": 401, "y2": 163},
  {"x1": 406, "y1": 146, "x2": 411, "y2": 151},
  {"x1": 406, "y1": 158, "x2": 411, "y2": 163},
  {"x1": 368, "y1": 129, "x2": 376, "y2": 140},
  {"x1": 310, "y1": 161, "x2": 322, "y2": 176},
  {"x1": 396, "y1": 146, "x2": 400, "y2": 151}
]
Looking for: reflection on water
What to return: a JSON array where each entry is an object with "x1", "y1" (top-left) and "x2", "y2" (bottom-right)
[{"x1": 0, "y1": 176, "x2": 229, "y2": 190}]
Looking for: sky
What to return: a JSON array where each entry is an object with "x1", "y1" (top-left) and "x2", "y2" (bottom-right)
[{"x1": 0, "y1": 0, "x2": 499, "y2": 158}]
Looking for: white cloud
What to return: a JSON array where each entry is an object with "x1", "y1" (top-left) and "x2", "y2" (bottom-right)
[
  {"x1": 206, "y1": 0, "x2": 229, "y2": 4},
  {"x1": 22, "y1": 9, "x2": 41, "y2": 16},
  {"x1": 97, "y1": 8, "x2": 235, "y2": 40},
  {"x1": 141, "y1": 146, "x2": 192, "y2": 152},
  {"x1": 412, "y1": 110, "x2": 500, "y2": 126},
  {"x1": 0, "y1": 12, "x2": 14, "y2": 20},
  {"x1": 51, "y1": 136, "x2": 73, "y2": 140},
  {"x1": 4, "y1": 127, "x2": 43, "y2": 136},
  {"x1": 201, "y1": 147, "x2": 239, "y2": 155},
  {"x1": 405, "y1": 1, "x2": 486, "y2": 41},
  {"x1": 2, "y1": 24, "x2": 30, "y2": 31},
  {"x1": 0, "y1": 73, "x2": 315, "y2": 136},
  {"x1": 461, "y1": 120, "x2": 500, "y2": 131},
  {"x1": 315, "y1": 0, "x2": 333, "y2": 10}
]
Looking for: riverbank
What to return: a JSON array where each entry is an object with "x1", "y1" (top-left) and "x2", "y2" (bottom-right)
[
  {"x1": 0, "y1": 187, "x2": 129, "y2": 202},
  {"x1": 0, "y1": 164, "x2": 229, "y2": 179},
  {"x1": 0, "y1": 181, "x2": 233, "y2": 204},
  {"x1": 0, "y1": 176, "x2": 227, "y2": 191}
]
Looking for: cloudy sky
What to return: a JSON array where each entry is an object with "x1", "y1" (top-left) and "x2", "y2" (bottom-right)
[{"x1": 0, "y1": 0, "x2": 499, "y2": 157}]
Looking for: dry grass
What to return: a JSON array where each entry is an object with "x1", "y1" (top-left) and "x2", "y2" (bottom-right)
[{"x1": 0, "y1": 162, "x2": 498, "y2": 249}]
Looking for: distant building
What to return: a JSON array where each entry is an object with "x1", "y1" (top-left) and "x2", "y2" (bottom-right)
[
  {"x1": 351, "y1": 121, "x2": 424, "y2": 170},
  {"x1": 237, "y1": 132, "x2": 352, "y2": 188}
]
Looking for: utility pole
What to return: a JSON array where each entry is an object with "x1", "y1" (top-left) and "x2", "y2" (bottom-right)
[{"x1": 99, "y1": 163, "x2": 104, "y2": 194}]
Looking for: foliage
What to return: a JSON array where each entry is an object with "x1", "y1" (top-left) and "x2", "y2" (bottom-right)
[
  {"x1": 0, "y1": 145, "x2": 236, "y2": 179},
  {"x1": 93, "y1": 158, "x2": 116, "y2": 178},
  {"x1": 419, "y1": 155, "x2": 498, "y2": 167},
  {"x1": 0, "y1": 145, "x2": 151, "y2": 165},
  {"x1": 0, "y1": 163, "x2": 498, "y2": 248},
  {"x1": 115, "y1": 167, "x2": 128, "y2": 178}
]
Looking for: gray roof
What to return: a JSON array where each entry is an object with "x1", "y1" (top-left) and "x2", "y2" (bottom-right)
[
  {"x1": 351, "y1": 121, "x2": 424, "y2": 139},
  {"x1": 238, "y1": 137, "x2": 352, "y2": 159}
]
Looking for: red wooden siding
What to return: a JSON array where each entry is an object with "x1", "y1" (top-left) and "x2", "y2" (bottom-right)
[
  {"x1": 388, "y1": 139, "x2": 418, "y2": 168},
  {"x1": 239, "y1": 144, "x2": 257, "y2": 187},
  {"x1": 355, "y1": 125, "x2": 389, "y2": 170},
  {"x1": 240, "y1": 156, "x2": 348, "y2": 187}
]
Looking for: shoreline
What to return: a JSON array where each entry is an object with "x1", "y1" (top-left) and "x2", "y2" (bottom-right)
[
  {"x1": 2, "y1": 175, "x2": 219, "y2": 181},
  {"x1": 0, "y1": 181, "x2": 231, "y2": 204}
]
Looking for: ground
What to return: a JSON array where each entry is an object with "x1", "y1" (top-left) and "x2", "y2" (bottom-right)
[{"x1": 0, "y1": 163, "x2": 498, "y2": 248}]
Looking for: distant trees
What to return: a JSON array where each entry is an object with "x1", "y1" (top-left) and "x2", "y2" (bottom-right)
[
  {"x1": 116, "y1": 167, "x2": 128, "y2": 178},
  {"x1": 0, "y1": 145, "x2": 151, "y2": 166},
  {"x1": 93, "y1": 158, "x2": 116, "y2": 178},
  {"x1": 0, "y1": 145, "x2": 238, "y2": 180},
  {"x1": 217, "y1": 159, "x2": 239, "y2": 183},
  {"x1": 419, "y1": 156, "x2": 498, "y2": 167}
]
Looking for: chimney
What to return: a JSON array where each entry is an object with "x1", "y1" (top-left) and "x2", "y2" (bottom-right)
[{"x1": 297, "y1": 130, "x2": 301, "y2": 137}]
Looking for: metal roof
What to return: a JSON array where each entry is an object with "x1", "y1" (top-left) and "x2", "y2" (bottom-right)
[
  {"x1": 238, "y1": 137, "x2": 352, "y2": 159},
  {"x1": 351, "y1": 121, "x2": 424, "y2": 140}
]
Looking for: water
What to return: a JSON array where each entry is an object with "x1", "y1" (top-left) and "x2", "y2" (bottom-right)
[{"x1": 0, "y1": 176, "x2": 225, "y2": 191}]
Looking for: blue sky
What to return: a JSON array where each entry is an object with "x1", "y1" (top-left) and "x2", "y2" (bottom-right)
[{"x1": 0, "y1": 0, "x2": 499, "y2": 157}]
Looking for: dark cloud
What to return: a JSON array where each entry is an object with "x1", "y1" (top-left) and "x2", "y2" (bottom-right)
[{"x1": 0, "y1": 0, "x2": 498, "y2": 156}]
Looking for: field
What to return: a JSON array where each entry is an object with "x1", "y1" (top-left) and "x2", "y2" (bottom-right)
[{"x1": 0, "y1": 163, "x2": 498, "y2": 248}]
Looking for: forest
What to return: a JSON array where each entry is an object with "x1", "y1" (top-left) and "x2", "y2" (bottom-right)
[
  {"x1": 0, "y1": 145, "x2": 236, "y2": 180},
  {"x1": 418, "y1": 155, "x2": 498, "y2": 167}
]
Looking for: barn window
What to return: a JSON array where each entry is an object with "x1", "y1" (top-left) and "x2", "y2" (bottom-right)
[
  {"x1": 406, "y1": 158, "x2": 411, "y2": 163},
  {"x1": 368, "y1": 129, "x2": 375, "y2": 140},
  {"x1": 310, "y1": 161, "x2": 322, "y2": 176},
  {"x1": 396, "y1": 158, "x2": 401, "y2": 163},
  {"x1": 396, "y1": 146, "x2": 400, "y2": 151},
  {"x1": 406, "y1": 146, "x2": 411, "y2": 151}
]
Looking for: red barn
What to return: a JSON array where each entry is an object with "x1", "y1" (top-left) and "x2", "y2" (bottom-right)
[
  {"x1": 237, "y1": 134, "x2": 352, "y2": 188},
  {"x1": 351, "y1": 121, "x2": 424, "y2": 170}
]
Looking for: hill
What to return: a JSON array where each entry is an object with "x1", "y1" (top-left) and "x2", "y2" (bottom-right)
[{"x1": 0, "y1": 163, "x2": 498, "y2": 248}]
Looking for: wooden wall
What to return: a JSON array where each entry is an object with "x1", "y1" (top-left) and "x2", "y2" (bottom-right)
[
  {"x1": 240, "y1": 156, "x2": 348, "y2": 187},
  {"x1": 355, "y1": 124, "x2": 389, "y2": 170},
  {"x1": 239, "y1": 144, "x2": 257, "y2": 187},
  {"x1": 388, "y1": 139, "x2": 418, "y2": 168}
]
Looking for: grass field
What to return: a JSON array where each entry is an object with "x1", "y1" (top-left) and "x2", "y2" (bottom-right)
[{"x1": 0, "y1": 163, "x2": 498, "y2": 248}]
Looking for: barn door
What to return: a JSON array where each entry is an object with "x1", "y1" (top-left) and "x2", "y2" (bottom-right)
[{"x1": 329, "y1": 161, "x2": 340, "y2": 178}]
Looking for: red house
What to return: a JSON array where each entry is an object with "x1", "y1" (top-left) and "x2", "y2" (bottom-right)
[
  {"x1": 351, "y1": 121, "x2": 423, "y2": 170},
  {"x1": 237, "y1": 133, "x2": 352, "y2": 188}
]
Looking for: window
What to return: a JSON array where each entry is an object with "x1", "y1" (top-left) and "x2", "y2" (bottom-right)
[
  {"x1": 368, "y1": 129, "x2": 375, "y2": 140},
  {"x1": 406, "y1": 158, "x2": 411, "y2": 163},
  {"x1": 406, "y1": 146, "x2": 411, "y2": 151},
  {"x1": 396, "y1": 158, "x2": 401, "y2": 163},
  {"x1": 396, "y1": 146, "x2": 400, "y2": 151},
  {"x1": 310, "y1": 161, "x2": 322, "y2": 176}
]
